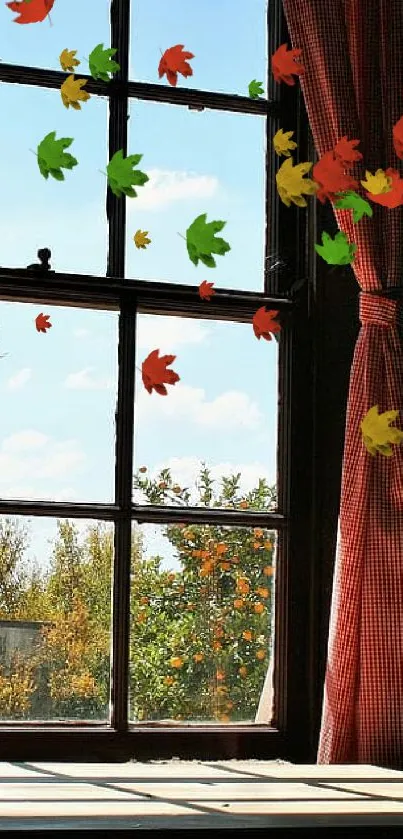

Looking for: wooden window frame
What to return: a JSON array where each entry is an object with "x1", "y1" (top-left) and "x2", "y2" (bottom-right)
[{"x1": 0, "y1": 0, "x2": 317, "y2": 762}]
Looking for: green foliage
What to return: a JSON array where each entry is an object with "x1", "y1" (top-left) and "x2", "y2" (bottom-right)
[
  {"x1": 37, "y1": 131, "x2": 78, "y2": 181},
  {"x1": 107, "y1": 150, "x2": 149, "y2": 198},
  {"x1": 185, "y1": 213, "x2": 231, "y2": 268},
  {"x1": 89, "y1": 43, "x2": 120, "y2": 82}
]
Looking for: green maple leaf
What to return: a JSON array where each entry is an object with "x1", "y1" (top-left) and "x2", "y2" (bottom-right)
[
  {"x1": 314, "y1": 230, "x2": 357, "y2": 265},
  {"x1": 334, "y1": 191, "x2": 373, "y2": 223},
  {"x1": 107, "y1": 149, "x2": 149, "y2": 198},
  {"x1": 89, "y1": 43, "x2": 120, "y2": 81},
  {"x1": 185, "y1": 213, "x2": 231, "y2": 268},
  {"x1": 248, "y1": 79, "x2": 264, "y2": 99},
  {"x1": 37, "y1": 131, "x2": 78, "y2": 181}
]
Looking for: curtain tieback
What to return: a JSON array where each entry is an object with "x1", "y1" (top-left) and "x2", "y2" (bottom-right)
[{"x1": 359, "y1": 293, "x2": 398, "y2": 327}]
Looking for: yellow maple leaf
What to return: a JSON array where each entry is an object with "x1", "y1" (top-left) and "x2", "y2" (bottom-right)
[
  {"x1": 276, "y1": 157, "x2": 318, "y2": 207},
  {"x1": 60, "y1": 75, "x2": 90, "y2": 110},
  {"x1": 360, "y1": 405, "x2": 403, "y2": 456},
  {"x1": 273, "y1": 128, "x2": 298, "y2": 157},
  {"x1": 133, "y1": 229, "x2": 151, "y2": 249},
  {"x1": 360, "y1": 169, "x2": 392, "y2": 195},
  {"x1": 59, "y1": 48, "x2": 80, "y2": 72}
]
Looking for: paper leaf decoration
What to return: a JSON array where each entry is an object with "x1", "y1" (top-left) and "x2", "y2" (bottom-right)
[
  {"x1": 361, "y1": 405, "x2": 403, "y2": 456},
  {"x1": 362, "y1": 168, "x2": 403, "y2": 208},
  {"x1": 59, "y1": 49, "x2": 80, "y2": 72},
  {"x1": 37, "y1": 131, "x2": 78, "y2": 180},
  {"x1": 314, "y1": 230, "x2": 356, "y2": 265},
  {"x1": 6, "y1": 0, "x2": 54, "y2": 24},
  {"x1": 312, "y1": 151, "x2": 358, "y2": 203},
  {"x1": 133, "y1": 229, "x2": 151, "y2": 249},
  {"x1": 198, "y1": 280, "x2": 215, "y2": 300},
  {"x1": 360, "y1": 168, "x2": 391, "y2": 195},
  {"x1": 158, "y1": 44, "x2": 194, "y2": 87},
  {"x1": 185, "y1": 214, "x2": 230, "y2": 268},
  {"x1": 252, "y1": 307, "x2": 281, "y2": 341},
  {"x1": 392, "y1": 115, "x2": 403, "y2": 159},
  {"x1": 271, "y1": 43, "x2": 305, "y2": 85},
  {"x1": 142, "y1": 349, "x2": 180, "y2": 396},
  {"x1": 276, "y1": 157, "x2": 317, "y2": 207},
  {"x1": 333, "y1": 136, "x2": 363, "y2": 165},
  {"x1": 89, "y1": 43, "x2": 120, "y2": 81},
  {"x1": 273, "y1": 128, "x2": 297, "y2": 158},
  {"x1": 248, "y1": 79, "x2": 264, "y2": 99},
  {"x1": 334, "y1": 191, "x2": 373, "y2": 223},
  {"x1": 35, "y1": 313, "x2": 52, "y2": 332},
  {"x1": 60, "y1": 75, "x2": 90, "y2": 110},
  {"x1": 107, "y1": 150, "x2": 149, "y2": 198}
]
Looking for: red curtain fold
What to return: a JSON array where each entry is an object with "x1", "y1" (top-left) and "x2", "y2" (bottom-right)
[{"x1": 282, "y1": 0, "x2": 403, "y2": 767}]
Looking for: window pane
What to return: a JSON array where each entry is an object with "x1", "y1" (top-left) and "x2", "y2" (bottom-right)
[
  {"x1": 0, "y1": 516, "x2": 113, "y2": 722},
  {"x1": 134, "y1": 315, "x2": 277, "y2": 511},
  {"x1": 0, "y1": 84, "x2": 108, "y2": 275},
  {"x1": 0, "y1": 1, "x2": 110, "y2": 74},
  {"x1": 126, "y1": 101, "x2": 265, "y2": 291},
  {"x1": 130, "y1": 0, "x2": 267, "y2": 98},
  {"x1": 0, "y1": 302, "x2": 117, "y2": 503},
  {"x1": 129, "y1": 523, "x2": 276, "y2": 723}
]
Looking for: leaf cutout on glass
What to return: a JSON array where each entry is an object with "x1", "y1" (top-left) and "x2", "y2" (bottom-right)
[
  {"x1": 142, "y1": 349, "x2": 180, "y2": 396},
  {"x1": 361, "y1": 405, "x2": 403, "y2": 456},
  {"x1": 185, "y1": 213, "x2": 230, "y2": 268},
  {"x1": 6, "y1": 0, "x2": 54, "y2": 24},
  {"x1": 107, "y1": 150, "x2": 149, "y2": 198},
  {"x1": 60, "y1": 75, "x2": 90, "y2": 110},
  {"x1": 271, "y1": 43, "x2": 304, "y2": 85},
  {"x1": 158, "y1": 44, "x2": 194, "y2": 87},
  {"x1": 314, "y1": 230, "x2": 356, "y2": 265},
  {"x1": 37, "y1": 131, "x2": 78, "y2": 181},
  {"x1": 89, "y1": 43, "x2": 120, "y2": 81}
]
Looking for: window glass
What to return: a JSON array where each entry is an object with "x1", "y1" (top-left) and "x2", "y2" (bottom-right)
[
  {"x1": 0, "y1": 0, "x2": 110, "y2": 74},
  {"x1": 130, "y1": 0, "x2": 267, "y2": 98},
  {"x1": 0, "y1": 516, "x2": 113, "y2": 722},
  {"x1": 126, "y1": 101, "x2": 266, "y2": 291},
  {"x1": 134, "y1": 315, "x2": 278, "y2": 511},
  {"x1": 130, "y1": 522, "x2": 276, "y2": 723},
  {"x1": 0, "y1": 84, "x2": 108, "y2": 276},
  {"x1": 0, "y1": 302, "x2": 117, "y2": 503}
]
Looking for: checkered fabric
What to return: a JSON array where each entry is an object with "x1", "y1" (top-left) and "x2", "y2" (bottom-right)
[{"x1": 282, "y1": 0, "x2": 403, "y2": 768}]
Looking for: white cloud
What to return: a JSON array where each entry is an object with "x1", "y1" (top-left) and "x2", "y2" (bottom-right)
[
  {"x1": 137, "y1": 384, "x2": 262, "y2": 431},
  {"x1": 134, "y1": 455, "x2": 275, "y2": 507},
  {"x1": 0, "y1": 431, "x2": 86, "y2": 495},
  {"x1": 137, "y1": 315, "x2": 209, "y2": 351},
  {"x1": 7, "y1": 367, "x2": 32, "y2": 390},
  {"x1": 64, "y1": 367, "x2": 113, "y2": 391},
  {"x1": 127, "y1": 168, "x2": 219, "y2": 211}
]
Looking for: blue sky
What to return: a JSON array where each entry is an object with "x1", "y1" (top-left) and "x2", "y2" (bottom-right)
[{"x1": 0, "y1": 0, "x2": 277, "y2": 569}]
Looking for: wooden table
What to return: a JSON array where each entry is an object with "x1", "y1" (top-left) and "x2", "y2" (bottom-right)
[{"x1": 0, "y1": 759, "x2": 402, "y2": 835}]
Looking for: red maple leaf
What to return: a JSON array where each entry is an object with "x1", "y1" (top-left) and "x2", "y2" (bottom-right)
[
  {"x1": 313, "y1": 151, "x2": 358, "y2": 203},
  {"x1": 271, "y1": 43, "x2": 305, "y2": 86},
  {"x1": 158, "y1": 44, "x2": 194, "y2": 87},
  {"x1": 141, "y1": 349, "x2": 180, "y2": 395},
  {"x1": 35, "y1": 313, "x2": 52, "y2": 333},
  {"x1": 333, "y1": 136, "x2": 363, "y2": 166},
  {"x1": 198, "y1": 280, "x2": 215, "y2": 301},
  {"x1": 252, "y1": 307, "x2": 281, "y2": 341},
  {"x1": 392, "y1": 115, "x2": 403, "y2": 160},
  {"x1": 365, "y1": 168, "x2": 403, "y2": 208},
  {"x1": 6, "y1": 0, "x2": 54, "y2": 24}
]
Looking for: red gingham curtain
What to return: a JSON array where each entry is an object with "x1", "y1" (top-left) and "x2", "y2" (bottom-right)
[{"x1": 282, "y1": 0, "x2": 403, "y2": 767}]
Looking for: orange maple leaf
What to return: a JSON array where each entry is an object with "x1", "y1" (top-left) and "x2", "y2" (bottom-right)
[
  {"x1": 313, "y1": 151, "x2": 358, "y2": 203},
  {"x1": 365, "y1": 168, "x2": 403, "y2": 208},
  {"x1": 271, "y1": 43, "x2": 305, "y2": 86},
  {"x1": 6, "y1": 0, "x2": 54, "y2": 24},
  {"x1": 252, "y1": 307, "x2": 281, "y2": 341},
  {"x1": 35, "y1": 313, "x2": 52, "y2": 333},
  {"x1": 392, "y1": 115, "x2": 403, "y2": 160},
  {"x1": 141, "y1": 349, "x2": 180, "y2": 395},
  {"x1": 158, "y1": 44, "x2": 194, "y2": 87},
  {"x1": 198, "y1": 280, "x2": 215, "y2": 300},
  {"x1": 333, "y1": 136, "x2": 363, "y2": 165}
]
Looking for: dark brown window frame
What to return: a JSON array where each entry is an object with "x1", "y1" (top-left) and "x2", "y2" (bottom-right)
[{"x1": 0, "y1": 0, "x2": 317, "y2": 762}]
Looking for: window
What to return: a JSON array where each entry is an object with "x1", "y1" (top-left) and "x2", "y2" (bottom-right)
[{"x1": 0, "y1": 0, "x2": 314, "y2": 761}]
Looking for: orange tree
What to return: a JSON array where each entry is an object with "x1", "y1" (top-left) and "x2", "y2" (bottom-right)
[{"x1": 131, "y1": 464, "x2": 276, "y2": 722}]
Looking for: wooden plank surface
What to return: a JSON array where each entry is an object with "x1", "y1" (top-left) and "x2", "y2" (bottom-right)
[{"x1": 0, "y1": 759, "x2": 402, "y2": 831}]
